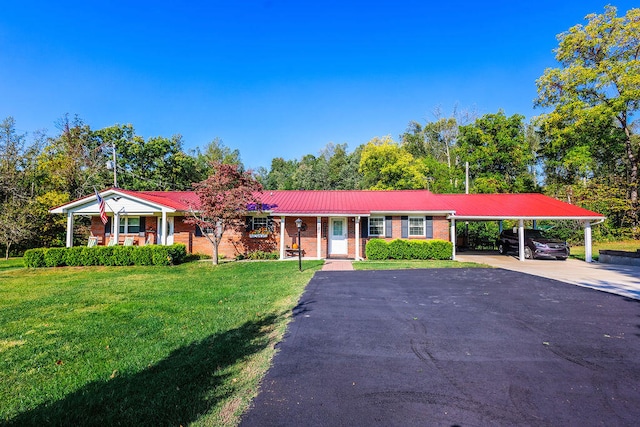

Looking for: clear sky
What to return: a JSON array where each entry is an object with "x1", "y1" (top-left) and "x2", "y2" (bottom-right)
[{"x1": 1, "y1": 1, "x2": 637, "y2": 170}]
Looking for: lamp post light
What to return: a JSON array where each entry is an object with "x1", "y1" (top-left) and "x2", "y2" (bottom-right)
[{"x1": 295, "y1": 218, "x2": 303, "y2": 271}]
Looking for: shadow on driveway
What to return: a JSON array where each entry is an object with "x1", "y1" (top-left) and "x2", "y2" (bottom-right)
[{"x1": 241, "y1": 268, "x2": 640, "y2": 426}]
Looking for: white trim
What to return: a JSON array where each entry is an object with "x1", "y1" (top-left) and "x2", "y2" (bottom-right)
[
  {"x1": 449, "y1": 215, "x2": 605, "y2": 221},
  {"x1": 316, "y1": 216, "x2": 322, "y2": 260},
  {"x1": 50, "y1": 189, "x2": 178, "y2": 214},
  {"x1": 66, "y1": 213, "x2": 74, "y2": 248},
  {"x1": 408, "y1": 216, "x2": 426, "y2": 237},
  {"x1": 279, "y1": 216, "x2": 286, "y2": 260},
  {"x1": 355, "y1": 216, "x2": 361, "y2": 260},
  {"x1": 368, "y1": 216, "x2": 385, "y2": 237},
  {"x1": 450, "y1": 218, "x2": 456, "y2": 261},
  {"x1": 518, "y1": 219, "x2": 525, "y2": 261},
  {"x1": 329, "y1": 217, "x2": 348, "y2": 256}
]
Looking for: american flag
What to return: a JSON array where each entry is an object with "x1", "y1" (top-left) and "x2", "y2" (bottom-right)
[{"x1": 96, "y1": 190, "x2": 108, "y2": 224}]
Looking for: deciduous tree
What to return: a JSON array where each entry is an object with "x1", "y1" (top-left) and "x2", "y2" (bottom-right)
[
  {"x1": 535, "y1": 6, "x2": 640, "y2": 208},
  {"x1": 185, "y1": 162, "x2": 263, "y2": 264}
]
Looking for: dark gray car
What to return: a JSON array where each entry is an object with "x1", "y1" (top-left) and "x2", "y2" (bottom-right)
[{"x1": 497, "y1": 228, "x2": 569, "y2": 260}]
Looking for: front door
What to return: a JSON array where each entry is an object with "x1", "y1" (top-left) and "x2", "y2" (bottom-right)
[{"x1": 329, "y1": 217, "x2": 348, "y2": 256}]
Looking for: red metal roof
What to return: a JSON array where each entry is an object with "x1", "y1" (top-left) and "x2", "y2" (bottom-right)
[
  {"x1": 52, "y1": 188, "x2": 604, "y2": 219},
  {"x1": 436, "y1": 193, "x2": 604, "y2": 219}
]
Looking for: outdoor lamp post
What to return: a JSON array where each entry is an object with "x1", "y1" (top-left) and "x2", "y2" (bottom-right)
[{"x1": 295, "y1": 218, "x2": 303, "y2": 271}]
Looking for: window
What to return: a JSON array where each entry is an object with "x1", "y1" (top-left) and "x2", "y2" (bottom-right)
[
  {"x1": 408, "y1": 217, "x2": 425, "y2": 237},
  {"x1": 119, "y1": 217, "x2": 140, "y2": 234},
  {"x1": 369, "y1": 217, "x2": 384, "y2": 236},
  {"x1": 252, "y1": 217, "x2": 268, "y2": 230}
]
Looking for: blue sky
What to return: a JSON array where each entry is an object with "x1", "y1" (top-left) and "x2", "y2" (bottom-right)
[{"x1": 1, "y1": 1, "x2": 637, "y2": 170}]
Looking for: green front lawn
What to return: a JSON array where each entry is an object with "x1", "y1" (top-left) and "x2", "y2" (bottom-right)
[
  {"x1": 0, "y1": 260, "x2": 322, "y2": 426},
  {"x1": 570, "y1": 239, "x2": 640, "y2": 261}
]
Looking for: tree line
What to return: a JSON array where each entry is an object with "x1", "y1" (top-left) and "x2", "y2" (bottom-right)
[{"x1": 1, "y1": 5, "x2": 638, "y2": 256}]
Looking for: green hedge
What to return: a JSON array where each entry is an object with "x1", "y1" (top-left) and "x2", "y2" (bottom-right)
[
  {"x1": 365, "y1": 239, "x2": 453, "y2": 260},
  {"x1": 23, "y1": 244, "x2": 187, "y2": 268}
]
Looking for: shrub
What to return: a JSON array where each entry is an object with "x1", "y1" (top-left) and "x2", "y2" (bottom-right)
[
  {"x1": 365, "y1": 239, "x2": 453, "y2": 261},
  {"x1": 64, "y1": 247, "x2": 85, "y2": 266},
  {"x1": 366, "y1": 239, "x2": 389, "y2": 260},
  {"x1": 23, "y1": 248, "x2": 46, "y2": 267},
  {"x1": 44, "y1": 248, "x2": 67, "y2": 267},
  {"x1": 388, "y1": 239, "x2": 410, "y2": 259},
  {"x1": 246, "y1": 250, "x2": 279, "y2": 260},
  {"x1": 23, "y1": 244, "x2": 188, "y2": 268}
]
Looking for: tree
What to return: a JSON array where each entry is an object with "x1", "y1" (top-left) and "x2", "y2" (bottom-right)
[
  {"x1": 457, "y1": 111, "x2": 537, "y2": 193},
  {"x1": 264, "y1": 157, "x2": 298, "y2": 190},
  {"x1": 535, "y1": 6, "x2": 640, "y2": 207},
  {"x1": 185, "y1": 162, "x2": 263, "y2": 265},
  {"x1": 359, "y1": 136, "x2": 426, "y2": 190}
]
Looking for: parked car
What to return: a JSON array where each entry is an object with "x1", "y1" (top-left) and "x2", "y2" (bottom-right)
[{"x1": 496, "y1": 229, "x2": 569, "y2": 260}]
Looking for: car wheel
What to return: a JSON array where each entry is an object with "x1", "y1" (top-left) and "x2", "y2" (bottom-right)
[
  {"x1": 524, "y1": 246, "x2": 533, "y2": 259},
  {"x1": 498, "y1": 243, "x2": 507, "y2": 255}
]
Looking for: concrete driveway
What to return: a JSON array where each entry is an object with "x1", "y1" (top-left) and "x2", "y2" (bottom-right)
[
  {"x1": 456, "y1": 252, "x2": 640, "y2": 300},
  {"x1": 241, "y1": 269, "x2": 640, "y2": 426}
]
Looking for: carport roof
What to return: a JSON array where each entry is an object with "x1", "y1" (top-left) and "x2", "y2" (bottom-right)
[{"x1": 438, "y1": 193, "x2": 605, "y2": 220}]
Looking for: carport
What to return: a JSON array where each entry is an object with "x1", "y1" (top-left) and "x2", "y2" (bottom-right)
[{"x1": 440, "y1": 194, "x2": 605, "y2": 262}]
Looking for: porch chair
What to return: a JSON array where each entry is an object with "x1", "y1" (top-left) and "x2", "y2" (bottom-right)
[
  {"x1": 123, "y1": 236, "x2": 135, "y2": 246},
  {"x1": 107, "y1": 236, "x2": 117, "y2": 246},
  {"x1": 144, "y1": 234, "x2": 154, "y2": 245},
  {"x1": 87, "y1": 236, "x2": 98, "y2": 248}
]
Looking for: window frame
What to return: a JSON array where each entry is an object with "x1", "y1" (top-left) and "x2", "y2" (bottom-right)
[
  {"x1": 408, "y1": 216, "x2": 425, "y2": 237},
  {"x1": 119, "y1": 216, "x2": 141, "y2": 234},
  {"x1": 368, "y1": 216, "x2": 385, "y2": 237}
]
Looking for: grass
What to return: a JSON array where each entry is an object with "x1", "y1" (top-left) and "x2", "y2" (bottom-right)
[
  {"x1": 570, "y1": 239, "x2": 639, "y2": 261},
  {"x1": 353, "y1": 259, "x2": 489, "y2": 270},
  {"x1": 0, "y1": 258, "x2": 24, "y2": 272},
  {"x1": 0, "y1": 259, "x2": 322, "y2": 426}
]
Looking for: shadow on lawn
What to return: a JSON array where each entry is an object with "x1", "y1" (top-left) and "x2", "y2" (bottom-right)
[{"x1": 7, "y1": 314, "x2": 283, "y2": 427}]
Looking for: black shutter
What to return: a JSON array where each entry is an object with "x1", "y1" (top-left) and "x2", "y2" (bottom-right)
[
  {"x1": 104, "y1": 217, "x2": 111, "y2": 234},
  {"x1": 425, "y1": 216, "x2": 433, "y2": 238},
  {"x1": 267, "y1": 216, "x2": 275, "y2": 232},
  {"x1": 244, "y1": 216, "x2": 252, "y2": 232},
  {"x1": 361, "y1": 217, "x2": 369, "y2": 238},
  {"x1": 195, "y1": 224, "x2": 203, "y2": 237},
  {"x1": 401, "y1": 216, "x2": 408, "y2": 238},
  {"x1": 139, "y1": 217, "x2": 146, "y2": 233},
  {"x1": 385, "y1": 216, "x2": 392, "y2": 238}
]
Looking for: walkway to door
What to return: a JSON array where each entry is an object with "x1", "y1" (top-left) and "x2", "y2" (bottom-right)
[
  {"x1": 321, "y1": 259, "x2": 353, "y2": 271},
  {"x1": 456, "y1": 251, "x2": 640, "y2": 300}
]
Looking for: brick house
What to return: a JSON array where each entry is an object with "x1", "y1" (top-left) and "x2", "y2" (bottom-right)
[{"x1": 50, "y1": 188, "x2": 605, "y2": 262}]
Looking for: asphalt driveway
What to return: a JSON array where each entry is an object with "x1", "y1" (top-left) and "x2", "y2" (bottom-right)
[{"x1": 241, "y1": 268, "x2": 640, "y2": 426}]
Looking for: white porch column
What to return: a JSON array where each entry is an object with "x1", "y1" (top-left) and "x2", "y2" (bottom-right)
[
  {"x1": 114, "y1": 212, "x2": 120, "y2": 245},
  {"x1": 450, "y1": 218, "x2": 456, "y2": 260},
  {"x1": 518, "y1": 219, "x2": 525, "y2": 261},
  {"x1": 161, "y1": 211, "x2": 167, "y2": 245},
  {"x1": 316, "y1": 216, "x2": 322, "y2": 260},
  {"x1": 584, "y1": 221, "x2": 593, "y2": 263},
  {"x1": 279, "y1": 216, "x2": 286, "y2": 260},
  {"x1": 355, "y1": 216, "x2": 360, "y2": 260},
  {"x1": 66, "y1": 213, "x2": 74, "y2": 247}
]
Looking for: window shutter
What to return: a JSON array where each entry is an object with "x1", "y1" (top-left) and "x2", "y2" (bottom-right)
[
  {"x1": 361, "y1": 217, "x2": 368, "y2": 238},
  {"x1": 425, "y1": 216, "x2": 433, "y2": 238},
  {"x1": 104, "y1": 217, "x2": 111, "y2": 234},
  {"x1": 385, "y1": 216, "x2": 392, "y2": 238},
  {"x1": 194, "y1": 224, "x2": 203, "y2": 237},
  {"x1": 139, "y1": 217, "x2": 146, "y2": 232},
  {"x1": 401, "y1": 216, "x2": 408, "y2": 238},
  {"x1": 267, "y1": 216, "x2": 275, "y2": 232},
  {"x1": 244, "y1": 216, "x2": 252, "y2": 232}
]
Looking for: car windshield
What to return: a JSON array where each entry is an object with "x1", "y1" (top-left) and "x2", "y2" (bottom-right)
[{"x1": 525, "y1": 229, "x2": 544, "y2": 238}]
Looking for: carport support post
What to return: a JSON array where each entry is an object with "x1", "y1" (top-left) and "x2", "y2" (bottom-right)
[
  {"x1": 584, "y1": 221, "x2": 593, "y2": 263},
  {"x1": 450, "y1": 218, "x2": 456, "y2": 260},
  {"x1": 518, "y1": 219, "x2": 525, "y2": 261},
  {"x1": 279, "y1": 216, "x2": 286, "y2": 260}
]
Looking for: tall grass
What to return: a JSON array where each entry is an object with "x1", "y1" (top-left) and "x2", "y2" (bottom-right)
[{"x1": 0, "y1": 260, "x2": 322, "y2": 426}]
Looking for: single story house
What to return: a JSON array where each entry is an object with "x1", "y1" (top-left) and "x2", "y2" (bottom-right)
[{"x1": 50, "y1": 188, "x2": 605, "y2": 262}]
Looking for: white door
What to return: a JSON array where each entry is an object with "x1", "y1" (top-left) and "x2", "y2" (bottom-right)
[{"x1": 329, "y1": 217, "x2": 348, "y2": 256}]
